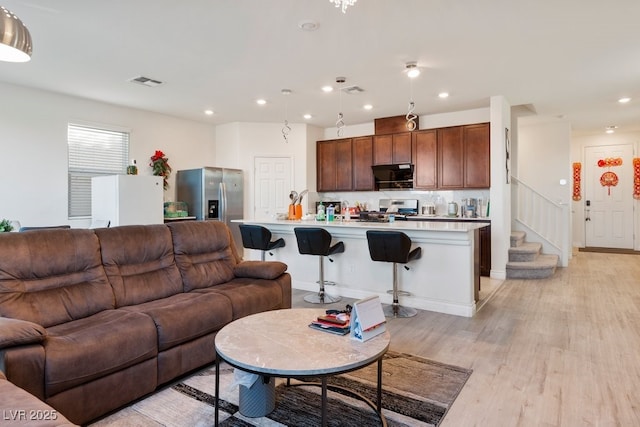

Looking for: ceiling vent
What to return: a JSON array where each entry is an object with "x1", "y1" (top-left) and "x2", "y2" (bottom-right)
[
  {"x1": 129, "y1": 76, "x2": 163, "y2": 87},
  {"x1": 342, "y1": 85, "x2": 364, "y2": 94}
]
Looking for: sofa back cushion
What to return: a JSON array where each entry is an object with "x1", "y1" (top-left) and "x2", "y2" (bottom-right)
[
  {"x1": 95, "y1": 225, "x2": 183, "y2": 307},
  {"x1": 167, "y1": 221, "x2": 238, "y2": 292},
  {"x1": 0, "y1": 229, "x2": 114, "y2": 328}
]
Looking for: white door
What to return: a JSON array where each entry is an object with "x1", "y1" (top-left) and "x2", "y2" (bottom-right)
[
  {"x1": 254, "y1": 157, "x2": 292, "y2": 220},
  {"x1": 584, "y1": 144, "x2": 634, "y2": 249}
]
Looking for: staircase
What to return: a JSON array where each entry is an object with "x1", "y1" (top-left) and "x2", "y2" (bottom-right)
[{"x1": 506, "y1": 231, "x2": 559, "y2": 279}]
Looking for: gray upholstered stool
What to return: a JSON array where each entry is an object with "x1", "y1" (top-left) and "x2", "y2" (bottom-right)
[
  {"x1": 294, "y1": 227, "x2": 344, "y2": 304},
  {"x1": 366, "y1": 230, "x2": 421, "y2": 318},
  {"x1": 239, "y1": 224, "x2": 285, "y2": 261}
]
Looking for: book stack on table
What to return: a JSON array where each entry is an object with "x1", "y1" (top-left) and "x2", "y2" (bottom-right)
[{"x1": 309, "y1": 312, "x2": 351, "y2": 335}]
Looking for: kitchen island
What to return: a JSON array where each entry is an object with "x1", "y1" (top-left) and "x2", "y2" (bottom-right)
[{"x1": 236, "y1": 219, "x2": 489, "y2": 317}]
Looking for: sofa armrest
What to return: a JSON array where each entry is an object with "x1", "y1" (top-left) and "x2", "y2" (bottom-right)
[
  {"x1": 0, "y1": 317, "x2": 47, "y2": 349},
  {"x1": 233, "y1": 261, "x2": 287, "y2": 280}
]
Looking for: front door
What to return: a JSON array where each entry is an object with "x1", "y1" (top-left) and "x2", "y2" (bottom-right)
[
  {"x1": 253, "y1": 157, "x2": 292, "y2": 220},
  {"x1": 584, "y1": 144, "x2": 634, "y2": 249}
]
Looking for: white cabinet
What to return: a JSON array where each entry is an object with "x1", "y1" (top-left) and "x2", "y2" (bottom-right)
[{"x1": 91, "y1": 175, "x2": 163, "y2": 227}]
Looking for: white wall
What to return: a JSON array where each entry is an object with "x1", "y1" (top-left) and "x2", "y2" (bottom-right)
[
  {"x1": 0, "y1": 83, "x2": 216, "y2": 228},
  {"x1": 571, "y1": 131, "x2": 640, "y2": 248},
  {"x1": 215, "y1": 122, "x2": 321, "y2": 219}
]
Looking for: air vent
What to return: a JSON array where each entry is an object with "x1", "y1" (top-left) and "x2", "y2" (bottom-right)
[
  {"x1": 129, "y1": 76, "x2": 163, "y2": 87},
  {"x1": 342, "y1": 85, "x2": 364, "y2": 94}
]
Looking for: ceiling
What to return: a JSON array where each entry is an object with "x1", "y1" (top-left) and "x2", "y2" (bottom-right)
[{"x1": 1, "y1": 0, "x2": 639, "y2": 136}]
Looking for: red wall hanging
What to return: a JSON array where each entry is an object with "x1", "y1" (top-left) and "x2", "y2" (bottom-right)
[
  {"x1": 572, "y1": 162, "x2": 581, "y2": 201},
  {"x1": 634, "y1": 158, "x2": 640, "y2": 199},
  {"x1": 597, "y1": 157, "x2": 622, "y2": 196}
]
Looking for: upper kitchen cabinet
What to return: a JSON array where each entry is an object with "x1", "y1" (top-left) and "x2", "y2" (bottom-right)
[
  {"x1": 413, "y1": 129, "x2": 438, "y2": 189},
  {"x1": 317, "y1": 138, "x2": 353, "y2": 192},
  {"x1": 352, "y1": 136, "x2": 375, "y2": 191},
  {"x1": 437, "y1": 123, "x2": 490, "y2": 189},
  {"x1": 463, "y1": 123, "x2": 490, "y2": 188},
  {"x1": 373, "y1": 132, "x2": 412, "y2": 165},
  {"x1": 438, "y1": 126, "x2": 465, "y2": 188}
]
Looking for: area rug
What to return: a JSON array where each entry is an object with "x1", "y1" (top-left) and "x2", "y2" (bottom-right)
[{"x1": 90, "y1": 351, "x2": 472, "y2": 427}]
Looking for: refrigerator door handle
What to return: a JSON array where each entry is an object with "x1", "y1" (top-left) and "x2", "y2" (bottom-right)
[{"x1": 219, "y1": 182, "x2": 226, "y2": 223}]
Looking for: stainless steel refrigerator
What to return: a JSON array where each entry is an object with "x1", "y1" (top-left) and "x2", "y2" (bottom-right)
[{"x1": 176, "y1": 167, "x2": 244, "y2": 251}]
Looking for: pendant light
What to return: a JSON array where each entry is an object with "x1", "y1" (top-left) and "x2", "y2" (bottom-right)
[
  {"x1": 405, "y1": 62, "x2": 419, "y2": 131},
  {"x1": 335, "y1": 77, "x2": 346, "y2": 137},
  {"x1": 281, "y1": 89, "x2": 292, "y2": 143},
  {"x1": 0, "y1": 6, "x2": 32, "y2": 62}
]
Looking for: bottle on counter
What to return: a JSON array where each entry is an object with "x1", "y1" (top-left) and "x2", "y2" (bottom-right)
[
  {"x1": 316, "y1": 202, "x2": 325, "y2": 221},
  {"x1": 326, "y1": 204, "x2": 335, "y2": 222}
]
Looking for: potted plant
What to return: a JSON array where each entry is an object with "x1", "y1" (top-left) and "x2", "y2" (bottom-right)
[
  {"x1": 149, "y1": 150, "x2": 172, "y2": 190},
  {"x1": 0, "y1": 219, "x2": 14, "y2": 232}
]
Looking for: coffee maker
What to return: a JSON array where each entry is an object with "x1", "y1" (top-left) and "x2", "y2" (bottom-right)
[{"x1": 461, "y1": 198, "x2": 478, "y2": 218}]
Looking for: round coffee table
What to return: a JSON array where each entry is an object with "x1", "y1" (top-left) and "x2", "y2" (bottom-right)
[{"x1": 214, "y1": 308, "x2": 390, "y2": 426}]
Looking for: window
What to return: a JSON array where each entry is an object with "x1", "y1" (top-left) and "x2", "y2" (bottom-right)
[{"x1": 68, "y1": 124, "x2": 130, "y2": 218}]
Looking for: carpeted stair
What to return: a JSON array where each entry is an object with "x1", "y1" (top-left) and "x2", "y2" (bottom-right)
[{"x1": 506, "y1": 231, "x2": 558, "y2": 279}]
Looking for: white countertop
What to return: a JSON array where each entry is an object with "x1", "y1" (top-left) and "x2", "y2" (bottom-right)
[{"x1": 237, "y1": 218, "x2": 489, "y2": 232}]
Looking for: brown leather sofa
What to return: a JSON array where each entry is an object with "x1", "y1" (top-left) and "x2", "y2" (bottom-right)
[{"x1": 0, "y1": 221, "x2": 291, "y2": 425}]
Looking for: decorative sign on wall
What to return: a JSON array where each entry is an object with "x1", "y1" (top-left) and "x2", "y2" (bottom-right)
[
  {"x1": 572, "y1": 162, "x2": 581, "y2": 201},
  {"x1": 634, "y1": 158, "x2": 640, "y2": 199},
  {"x1": 597, "y1": 157, "x2": 622, "y2": 196}
]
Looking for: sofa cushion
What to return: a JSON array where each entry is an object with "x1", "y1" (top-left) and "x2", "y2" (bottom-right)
[
  {"x1": 121, "y1": 292, "x2": 233, "y2": 351},
  {"x1": 194, "y1": 277, "x2": 286, "y2": 320},
  {"x1": 0, "y1": 229, "x2": 114, "y2": 328},
  {"x1": 44, "y1": 310, "x2": 157, "y2": 396},
  {"x1": 234, "y1": 260, "x2": 288, "y2": 280},
  {"x1": 0, "y1": 317, "x2": 47, "y2": 347},
  {"x1": 95, "y1": 225, "x2": 183, "y2": 307},
  {"x1": 168, "y1": 221, "x2": 239, "y2": 291}
]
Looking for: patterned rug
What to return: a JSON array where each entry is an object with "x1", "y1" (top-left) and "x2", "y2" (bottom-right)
[{"x1": 90, "y1": 352, "x2": 472, "y2": 427}]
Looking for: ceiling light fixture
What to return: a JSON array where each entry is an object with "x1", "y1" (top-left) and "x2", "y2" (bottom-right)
[
  {"x1": 298, "y1": 20, "x2": 319, "y2": 31},
  {"x1": 0, "y1": 6, "x2": 32, "y2": 62},
  {"x1": 438, "y1": 92, "x2": 449, "y2": 99},
  {"x1": 363, "y1": 104, "x2": 373, "y2": 110},
  {"x1": 605, "y1": 125, "x2": 617, "y2": 134},
  {"x1": 281, "y1": 89, "x2": 292, "y2": 143},
  {"x1": 405, "y1": 62, "x2": 420, "y2": 79},
  {"x1": 256, "y1": 99, "x2": 267, "y2": 105},
  {"x1": 618, "y1": 97, "x2": 631, "y2": 103},
  {"x1": 335, "y1": 77, "x2": 346, "y2": 137},
  {"x1": 322, "y1": 85, "x2": 333, "y2": 93},
  {"x1": 303, "y1": 114, "x2": 312, "y2": 120},
  {"x1": 329, "y1": 0, "x2": 357, "y2": 14},
  {"x1": 204, "y1": 109, "x2": 214, "y2": 116},
  {"x1": 405, "y1": 63, "x2": 419, "y2": 131}
]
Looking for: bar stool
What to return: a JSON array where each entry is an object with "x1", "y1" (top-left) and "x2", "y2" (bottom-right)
[
  {"x1": 294, "y1": 227, "x2": 344, "y2": 304},
  {"x1": 239, "y1": 224, "x2": 285, "y2": 261},
  {"x1": 366, "y1": 230, "x2": 421, "y2": 318}
]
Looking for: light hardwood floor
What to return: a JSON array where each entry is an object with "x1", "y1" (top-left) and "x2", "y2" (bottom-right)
[{"x1": 293, "y1": 251, "x2": 640, "y2": 426}]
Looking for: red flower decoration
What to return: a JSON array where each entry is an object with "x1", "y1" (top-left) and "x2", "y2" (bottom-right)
[{"x1": 149, "y1": 150, "x2": 172, "y2": 190}]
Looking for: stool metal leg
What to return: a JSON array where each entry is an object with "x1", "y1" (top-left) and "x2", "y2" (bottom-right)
[
  {"x1": 383, "y1": 262, "x2": 417, "y2": 318},
  {"x1": 304, "y1": 256, "x2": 342, "y2": 304}
]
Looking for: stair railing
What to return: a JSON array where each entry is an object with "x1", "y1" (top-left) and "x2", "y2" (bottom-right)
[{"x1": 511, "y1": 176, "x2": 570, "y2": 266}]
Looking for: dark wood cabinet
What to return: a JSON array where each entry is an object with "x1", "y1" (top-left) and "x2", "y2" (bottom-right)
[
  {"x1": 464, "y1": 123, "x2": 491, "y2": 188},
  {"x1": 413, "y1": 130, "x2": 437, "y2": 189},
  {"x1": 373, "y1": 132, "x2": 412, "y2": 165},
  {"x1": 352, "y1": 136, "x2": 374, "y2": 190},
  {"x1": 438, "y1": 126, "x2": 464, "y2": 188},
  {"x1": 317, "y1": 138, "x2": 353, "y2": 192},
  {"x1": 479, "y1": 223, "x2": 491, "y2": 277}
]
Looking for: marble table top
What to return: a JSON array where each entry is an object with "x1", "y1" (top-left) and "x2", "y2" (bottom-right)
[{"x1": 215, "y1": 308, "x2": 390, "y2": 377}]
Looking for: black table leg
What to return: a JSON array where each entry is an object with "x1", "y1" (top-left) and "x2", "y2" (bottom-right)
[
  {"x1": 377, "y1": 357, "x2": 383, "y2": 412},
  {"x1": 215, "y1": 356, "x2": 220, "y2": 426}
]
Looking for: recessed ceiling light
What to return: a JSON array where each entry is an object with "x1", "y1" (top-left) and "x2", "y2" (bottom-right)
[
  {"x1": 204, "y1": 109, "x2": 214, "y2": 116},
  {"x1": 363, "y1": 104, "x2": 373, "y2": 110},
  {"x1": 256, "y1": 99, "x2": 267, "y2": 105},
  {"x1": 605, "y1": 125, "x2": 617, "y2": 134},
  {"x1": 298, "y1": 20, "x2": 319, "y2": 31},
  {"x1": 303, "y1": 114, "x2": 312, "y2": 120},
  {"x1": 618, "y1": 97, "x2": 631, "y2": 103},
  {"x1": 438, "y1": 92, "x2": 449, "y2": 99},
  {"x1": 322, "y1": 86, "x2": 333, "y2": 93}
]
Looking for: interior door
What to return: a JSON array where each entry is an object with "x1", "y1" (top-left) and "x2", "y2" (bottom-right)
[
  {"x1": 584, "y1": 144, "x2": 634, "y2": 249},
  {"x1": 254, "y1": 157, "x2": 292, "y2": 220}
]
